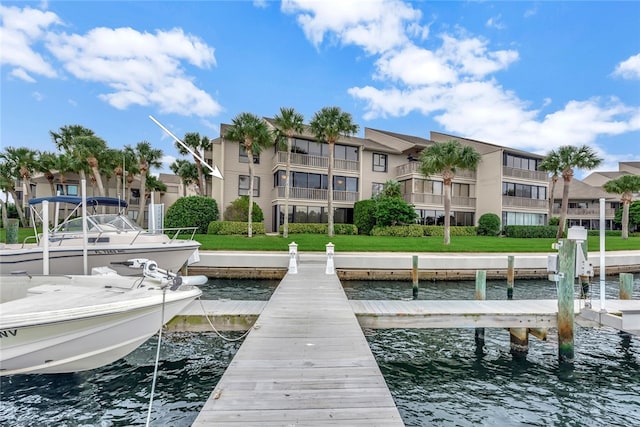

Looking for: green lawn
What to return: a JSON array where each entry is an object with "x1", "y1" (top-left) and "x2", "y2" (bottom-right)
[{"x1": 3, "y1": 227, "x2": 638, "y2": 253}]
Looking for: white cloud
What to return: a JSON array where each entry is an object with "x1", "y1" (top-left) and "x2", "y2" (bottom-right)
[
  {"x1": 0, "y1": 5, "x2": 60, "y2": 78},
  {"x1": 32, "y1": 91, "x2": 44, "y2": 101},
  {"x1": 282, "y1": 0, "x2": 427, "y2": 54},
  {"x1": 10, "y1": 68, "x2": 36, "y2": 82},
  {"x1": 45, "y1": 26, "x2": 222, "y2": 117},
  {"x1": 612, "y1": 53, "x2": 640, "y2": 80},
  {"x1": 486, "y1": 14, "x2": 505, "y2": 30},
  {"x1": 285, "y1": 1, "x2": 638, "y2": 159}
]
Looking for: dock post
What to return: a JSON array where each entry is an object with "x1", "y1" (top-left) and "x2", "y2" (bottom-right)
[
  {"x1": 325, "y1": 242, "x2": 335, "y2": 274},
  {"x1": 557, "y1": 238, "x2": 577, "y2": 364},
  {"x1": 412, "y1": 255, "x2": 419, "y2": 300},
  {"x1": 620, "y1": 273, "x2": 634, "y2": 300},
  {"x1": 507, "y1": 255, "x2": 515, "y2": 300},
  {"x1": 475, "y1": 270, "x2": 486, "y2": 353},
  {"x1": 288, "y1": 242, "x2": 298, "y2": 274}
]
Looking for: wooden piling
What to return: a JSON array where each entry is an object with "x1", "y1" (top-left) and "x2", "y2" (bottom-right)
[
  {"x1": 412, "y1": 255, "x2": 419, "y2": 300},
  {"x1": 475, "y1": 270, "x2": 486, "y2": 353},
  {"x1": 507, "y1": 255, "x2": 515, "y2": 300},
  {"x1": 509, "y1": 327, "x2": 529, "y2": 358},
  {"x1": 557, "y1": 239, "x2": 576, "y2": 364},
  {"x1": 620, "y1": 273, "x2": 634, "y2": 300}
]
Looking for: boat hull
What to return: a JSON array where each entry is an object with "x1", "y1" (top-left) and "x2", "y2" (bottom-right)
[
  {"x1": 0, "y1": 242, "x2": 200, "y2": 276},
  {"x1": 0, "y1": 286, "x2": 201, "y2": 375}
]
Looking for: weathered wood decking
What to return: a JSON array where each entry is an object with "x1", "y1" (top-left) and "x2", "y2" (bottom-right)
[{"x1": 192, "y1": 263, "x2": 403, "y2": 426}]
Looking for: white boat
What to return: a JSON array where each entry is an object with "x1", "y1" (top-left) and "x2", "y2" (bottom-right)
[
  {"x1": 0, "y1": 261, "x2": 205, "y2": 376},
  {"x1": 0, "y1": 196, "x2": 201, "y2": 276}
]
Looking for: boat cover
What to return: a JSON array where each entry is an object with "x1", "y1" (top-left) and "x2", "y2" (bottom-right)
[{"x1": 28, "y1": 196, "x2": 128, "y2": 208}]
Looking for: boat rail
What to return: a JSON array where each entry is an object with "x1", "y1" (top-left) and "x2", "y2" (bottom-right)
[{"x1": 39, "y1": 225, "x2": 198, "y2": 247}]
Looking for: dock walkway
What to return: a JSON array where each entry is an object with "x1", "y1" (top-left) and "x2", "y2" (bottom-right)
[{"x1": 192, "y1": 263, "x2": 403, "y2": 426}]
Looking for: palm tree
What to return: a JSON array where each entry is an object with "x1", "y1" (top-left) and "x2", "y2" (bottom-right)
[
  {"x1": 538, "y1": 150, "x2": 562, "y2": 223},
  {"x1": 548, "y1": 145, "x2": 603, "y2": 238},
  {"x1": 179, "y1": 132, "x2": 212, "y2": 196},
  {"x1": 273, "y1": 107, "x2": 305, "y2": 238},
  {"x1": 419, "y1": 140, "x2": 481, "y2": 245},
  {"x1": 1, "y1": 147, "x2": 38, "y2": 226},
  {"x1": 0, "y1": 161, "x2": 24, "y2": 227},
  {"x1": 170, "y1": 159, "x2": 199, "y2": 196},
  {"x1": 77, "y1": 135, "x2": 110, "y2": 197},
  {"x1": 224, "y1": 112, "x2": 273, "y2": 238},
  {"x1": 309, "y1": 107, "x2": 359, "y2": 237},
  {"x1": 36, "y1": 151, "x2": 60, "y2": 197},
  {"x1": 603, "y1": 175, "x2": 640, "y2": 239},
  {"x1": 125, "y1": 141, "x2": 163, "y2": 227},
  {"x1": 50, "y1": 125, "x2": 97, "y2": 183}
]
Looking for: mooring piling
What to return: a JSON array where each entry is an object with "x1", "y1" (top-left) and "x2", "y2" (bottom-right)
[
  {"x1": 557, "y1": 238, "x2": 577, "y2": 364},
  {"x1": 475, "y1": 270, "x2": 486, "y2": 353},
  {"x1": 620, "y1": 273, "x2": 634, "y2": 300},
  {"x1": 507, "y1": 255, "x2": 515, "y2": 300},
  {"x1": 412, "y1": 255, "x2": 419, "y2": 300}
]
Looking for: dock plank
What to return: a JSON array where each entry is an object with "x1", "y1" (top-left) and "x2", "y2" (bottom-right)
[{"x1": 192, "y1": 264, "x2": 403, "y2": 426}]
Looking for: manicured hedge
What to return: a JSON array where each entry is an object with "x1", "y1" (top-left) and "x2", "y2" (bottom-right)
[
  {"x1": 207, "y1": 221, "x2": 265, "y2": 235},
  {"x1": 587, "y1": 230, "x2": 623, "y2": 237},
  {"x1": 371, "y1": 225, "x2": 477, "y2": 237},
  {"x1": 278, "y1": 223, "x2": 358, "y2": 235},
  {"x1": 503, "y1": 225, "x2": 557, "y2": 238},
  {"x1": 477, "y1": 213, "x2": 501, "y2": 236}
]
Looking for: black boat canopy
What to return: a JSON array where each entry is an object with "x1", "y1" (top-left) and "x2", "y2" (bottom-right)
[{"x1": 28, "y1": 196, "x2": 128, "y2": 208}]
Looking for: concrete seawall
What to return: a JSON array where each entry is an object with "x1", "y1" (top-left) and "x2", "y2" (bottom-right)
[{"x1": 186, "y1": 250, "x2": 640, "y2": 280}]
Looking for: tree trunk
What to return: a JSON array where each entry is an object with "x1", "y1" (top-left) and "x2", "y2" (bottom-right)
[
  {"x1": 10, "y1": 190, "x2": 27, "y2": 227},
  {"x1": 622, "y1": 201, "x2": 630, "y2": 240},
  {"x1": 196, "y1": 161, "x2": 205, "y2": 197},
  {"x1": 443, "y1": 178, "x2": 452, "y2": 245},
  {"x1": 136, "y1": 171, "x2": 147, "y2": 227},
  {"x1": 1, "y1": 198, "x2": 8, "y2": 229},
  {"x1": 247, "y1": 148, "x2": 254, "y2": 238},
  {"x1": 558, "y1": 177, "x2": 571, "y2": 239},
  {"x1": 548, "y1": 176, "x2": 557, "y2": 223},
  {"x1": 283, "y1": 137, "x2": 292, "y2": 238},
  {"x1": 327, "y1": 141, "x2": 334, "y2": 237}
]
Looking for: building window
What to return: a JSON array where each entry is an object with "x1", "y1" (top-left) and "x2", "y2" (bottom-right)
[
  {"x1": 239, "y1": 175, "x2": 260, "y2": 196},
  {"x1": 503, "y1": 153, "x2": 540, "y2": 171},
  {"x1": 502, "y1": 211, "x2": 546, "y2": 226},
  {"x1": 502, "y1": 182, "x2": 546, "y2": 200},
  {"x1": 239, "y1": 145, "x2": 260, "y2": 164},
  {"x1": 372, "y1": 182, "x2": 384, "y2": 196},
  {"x1": 373, "y1": 153, "x2": 388, "y2": 172}
]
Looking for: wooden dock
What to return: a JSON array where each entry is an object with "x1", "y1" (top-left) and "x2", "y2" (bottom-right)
[{"x1": 191, "y1": 263, "x2": 404, "y2": 426}]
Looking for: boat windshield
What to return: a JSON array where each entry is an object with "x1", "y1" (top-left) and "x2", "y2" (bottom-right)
[{"x1": 54, "y1": 214, "x2": 143, "y2": 233}]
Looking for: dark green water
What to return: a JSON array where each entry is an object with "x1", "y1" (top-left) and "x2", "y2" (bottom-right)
[{"x1": 1, "y1": 276, "x2": 639, "y2": 426}]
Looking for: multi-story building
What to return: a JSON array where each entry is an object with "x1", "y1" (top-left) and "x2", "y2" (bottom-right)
[{"x1": 209, "y1": 121, "x2": 577, "y2": 233}]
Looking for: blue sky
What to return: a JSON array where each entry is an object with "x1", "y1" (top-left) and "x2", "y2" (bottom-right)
[{"x1": 1, "y1": 1, "x2": 639, "y2": 179}]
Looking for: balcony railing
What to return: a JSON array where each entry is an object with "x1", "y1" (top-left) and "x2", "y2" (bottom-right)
[
  {"x1": 502, "y1": 196, "x2": 547, "y2": 209},
  {"x1": 275, "y1": 151, "x2": 359, "y2": 171},
  {"x1": 503, "y1": 166, "x2": 548, "y2": 182},
  {"x1": 552, "y1": 207, "x2": 616, "y2": 217},
  {"x1": 274, "y1": 186, "x2": 359, "y2": 202},
  {"x1": 403, "y1": 193, "x2": 476, "y2": 207},
  {"x1": 396, "y1": 162, "x2": 476, "y2": 179}
]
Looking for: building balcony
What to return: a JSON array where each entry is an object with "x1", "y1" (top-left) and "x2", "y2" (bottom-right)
[
  {"x1": 502, "y1": 196, "x2": 547, "y2": 209},
  {"x1": 275, "y1": 151, "x2": 359, "y2": 172},
  {"x1": 273, "y1": 186, "x2": 359, "y2": 202},
  {"x1": 396, "y1": 162, "x2": 476, "y2": 179},
  {"x1": 552, "y1": 207, "x2": 616, "y2": 217},
  {"x1": 403, "y1": 193, "x2": 476, "y2": 208},
  {"x1": 503, "y1": 166, "x2": 548, "y2": 182}
]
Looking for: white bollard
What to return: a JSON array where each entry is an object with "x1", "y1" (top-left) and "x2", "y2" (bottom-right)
[
  {"x1": 288, "y1": 242, "x2": 298, "y2": 274},
  {"x1": 325, "y1": 242, "x2": 335, "y2": 274}
]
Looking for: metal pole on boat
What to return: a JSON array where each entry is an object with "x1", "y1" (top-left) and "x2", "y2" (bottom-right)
[
  {"x1": 149, "y1": 191, "x2": 155, "y2": 233},
  {"x1": 42, "y1": 200, "x2": 50, "y2": 275},
  {"x1": 82, "y1": 179, "x2": 88, "y2": 275},
  {"x1": 599, "y1": 198, "x2": 606, "y2": 311}
]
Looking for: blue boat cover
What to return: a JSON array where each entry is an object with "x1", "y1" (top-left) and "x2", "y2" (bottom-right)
[{"x1": 28, "y1": 196, "x2": 128, "y2": 208}]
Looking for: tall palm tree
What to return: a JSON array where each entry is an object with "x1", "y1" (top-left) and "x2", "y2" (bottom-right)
[
  {"x1": 50, "y1": 125, "x2": 97, "y2": 183},
  {"x1": 309, "y1": 107, "x2": 359, "y2": 237},
  {"x1": 224, "y1": 112, "x2": 273, "y2": 238},
  {"x1": 0, "y1": 161, "x2": 24, "y2": 227},
  {"x1": 76, "y1": 135, "x2": 110, "y2": 197},
  {"x1": 179, "y1": 132, "x2": 212, "y2": 196},
  {"x1": 125, "y1": 141, "x2": 163, "y2": 227},
  {"x1": 538, "y1": 150, "x2": 562, "y2": 223},
  {"x1": 603, "y1": 175, "x2": 640, "y2": 239},
  {"x1": 1, "y1": 147, "x2": 38, "y2": 226},
  {"x1": 419, "y1": 140, "x2": 481, "y2": 245},
  {"x1": 273, "y1": 107, "x2": 305, "y2": 238},
  {"x1": 170, "y1": 159, "x2": 199, "y2": 196},
  {"x1": 548, "y1": 145, "x2": 602, "y2": 238},
  {"x1": 36, "y1": 151, "x2": 59, "y2": 197}
]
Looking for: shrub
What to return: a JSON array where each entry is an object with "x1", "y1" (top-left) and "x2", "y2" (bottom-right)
[
  {"x1": 354, "y1": 199, "x2": 376, "y2": 235},
  {"x1": 371, "y1": 224, "x2": 424, "y2": 237},
  {"x1": 477, "y1": 213, "x2": 501, "y2": 236},
  {"x1": 278, "y1": 223, "x2": 358, "y2": 235},
  {"x1": 373, "y1": 197, "x2": 417, "y2": 227},
  {"x1": 548, "y1": 217, "x2": 560, "y2": 226},
  {"x1": 208, "y1": 221, "x2": 265, "y2": 235},
  {"x1": 422, "y1": 225, "x2": 477, "y2": 237},
  {"x1": 165, "y1": 196, "x2": 218, "y2": 234},
  {"x1": 223, "y1": 196, "x2": 264, "y2": 222},
  {"x1": 503, "y1": 225, "x2": 557, "y2": 238}
]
